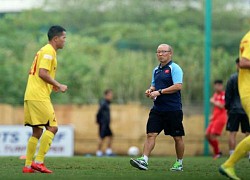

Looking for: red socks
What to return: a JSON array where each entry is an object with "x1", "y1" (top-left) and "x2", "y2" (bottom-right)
[{"x1": 208, "y1": 138, "x2": 219, "y2": 155}]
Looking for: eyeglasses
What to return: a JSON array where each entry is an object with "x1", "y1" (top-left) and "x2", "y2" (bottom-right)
[{"x1": 156, "y1": 50, "x2": 171, "y2": 54}]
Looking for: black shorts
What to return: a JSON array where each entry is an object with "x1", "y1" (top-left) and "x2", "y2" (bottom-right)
[
  {"x1": 99, "y1": 122, "x2": 113, "y2": 139},
  {"x1": 226, "y1": 113, "x2": 250, "y2": 133},
  {"x1": 146, "y1": 109, "x2": 185, "y2": 137}
]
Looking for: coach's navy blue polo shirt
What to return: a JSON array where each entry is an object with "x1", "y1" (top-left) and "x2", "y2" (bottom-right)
[{"x1": 151, "y1": 60, "x2": 183, "y2": 112}]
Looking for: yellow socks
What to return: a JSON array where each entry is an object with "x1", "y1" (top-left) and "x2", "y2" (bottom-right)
[
  {"x1": 24, "y1": 130, "x2": 55, "y2": 166},
  {"x1": 25, "y1": 136, "x2": 38, "y2": 167},
  {"x1": 35, "y1": 130, "x2": 54, "y2": 163},
  {"x1": 224, "y1": 135, "x2": 250, "y2": 167}
]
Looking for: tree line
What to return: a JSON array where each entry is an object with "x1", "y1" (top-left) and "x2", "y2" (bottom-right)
[{"x1": 0, "y1": 0, "x2": 248, "y2": 105}]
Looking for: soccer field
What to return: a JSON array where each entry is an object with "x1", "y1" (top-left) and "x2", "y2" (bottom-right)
[{"x1": 0, "y1": 156, "x2": 249, "y2": 180}]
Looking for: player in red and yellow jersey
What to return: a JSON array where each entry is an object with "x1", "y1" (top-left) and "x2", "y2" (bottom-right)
[
  {"x1": 220, "y1": 31, "x2": 250, "y2": 180},
  {"x1": 22, "y1": 25, "x2": 68, "y2": 173},
  {"x1": 206, "y1": 80, "x2": 227, "y2": 159}
]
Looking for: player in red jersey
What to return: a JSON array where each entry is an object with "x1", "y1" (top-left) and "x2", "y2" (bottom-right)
[{"x1": 206, "y1": 80, "x2": 227, "y2": 159}]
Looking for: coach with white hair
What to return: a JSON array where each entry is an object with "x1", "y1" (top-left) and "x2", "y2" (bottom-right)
[{"x1": 130, "y1": 44, "x2": 185, "y2": 171}]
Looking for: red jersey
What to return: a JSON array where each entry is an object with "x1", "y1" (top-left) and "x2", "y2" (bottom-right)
[{"x1": 212, "y1": 91, "x2": 227, "y2": 120}]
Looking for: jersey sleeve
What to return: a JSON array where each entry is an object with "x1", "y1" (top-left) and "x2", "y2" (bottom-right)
[
  {"x1": 171, "y1": 63, "x2": 183, "y2": 84},
  {"x1": 151, "y1": 68, "x2": 156, "y2": 87},
  {"x1": 39, "y1": 50, "x2": 54, "y2": 71}
]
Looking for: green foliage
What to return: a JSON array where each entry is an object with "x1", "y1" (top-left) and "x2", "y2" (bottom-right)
[{"x1": 0, "y1": 0, "x2": 248, "y2": 105}]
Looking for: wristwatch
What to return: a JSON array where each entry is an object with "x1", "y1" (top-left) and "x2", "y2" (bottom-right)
[{"x1": 158, "y1": 89, "x2": 162, "y2": 95}]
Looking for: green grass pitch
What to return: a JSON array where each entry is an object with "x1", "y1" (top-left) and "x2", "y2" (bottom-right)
[{"x1": 0, "y1": 156, "x2": 249, "y2": 179}]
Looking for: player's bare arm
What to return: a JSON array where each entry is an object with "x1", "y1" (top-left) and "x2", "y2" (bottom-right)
[
  {"x1": 145, "y1": 86, "x2": 155, "y2": 97},
  {"x1": 39, "y1": 68, "x2": 68, "y2": 93},
  {"x1": 239, "y1": 57, "x2": 250, "y2": 69},
  {"x1": 149, "y1": 83, "x2": 182, "y2": 99},
  {"x1": 213, "y1": 101, "x2": 225, "y2": 109},
  {"x1": 210, "y1": 96, "x2": 215, "y2": 104},
  {"x1": 210, "y1": 97, "x2": 224, "y2": 109}
]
